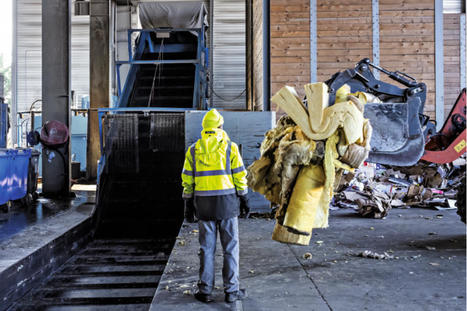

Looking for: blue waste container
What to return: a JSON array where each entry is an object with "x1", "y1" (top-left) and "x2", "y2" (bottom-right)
[{"x1": 0, "y1": 148, "x2": 38, "y2": 206}]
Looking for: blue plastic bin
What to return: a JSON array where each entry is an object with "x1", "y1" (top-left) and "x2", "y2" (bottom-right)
[{"x1": 0, "y1": 149, "x2": 32, "y2": 205}]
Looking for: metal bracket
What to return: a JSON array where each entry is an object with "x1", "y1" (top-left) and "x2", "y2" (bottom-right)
[{"x1": 371, "y1": 0, "x2": 380, "y2": 79}]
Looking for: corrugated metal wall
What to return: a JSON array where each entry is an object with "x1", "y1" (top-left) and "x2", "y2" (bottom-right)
[
  {"x1": 15, "y1": 0, "x2": 90, "y2": 115},
  {"x1": 212, "y1": 0, "x2": 246, "y2": 109},
  {"x1": 116, "y1": 5, "x2": 135, "y2": 92},
  {"x1": 444, "y1": 0, "x2": 464, "y2": 14},
  {"x1": 118, "y1": 0, "x2": 247, "y2": 110},
  {"x1": 15, "y1": 0, "x2": 41, "y2": 115},
  {"x1": 15, "y1": 0, "x2": 248, "y2": 120},
  {"x1": 71, "y1": 14, "x2": 91, "y2": 106}
]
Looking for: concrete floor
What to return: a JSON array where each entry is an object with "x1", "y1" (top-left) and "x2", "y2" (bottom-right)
[
  {"x1": 151, "y1": 208, "x2": 466, "y2": 311},
  {"x1": 0, "y1": 188, "x2": 95, "y2": 275},
  {"x1": 0, "y1": 185, "x2": 96, "y2": 243}
]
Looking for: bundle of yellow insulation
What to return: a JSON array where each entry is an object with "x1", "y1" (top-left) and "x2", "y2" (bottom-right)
[{"x1": 247, "y1": 82, "x2": 373, "y2": 245}]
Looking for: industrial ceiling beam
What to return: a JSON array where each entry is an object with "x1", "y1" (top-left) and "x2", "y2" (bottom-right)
[{"x1": 41, "y1": 0, "x2": 71, "y2": 196}]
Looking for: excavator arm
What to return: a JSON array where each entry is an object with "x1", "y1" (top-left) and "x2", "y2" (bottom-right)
[{"x1": 325, "y1": 58, "x2": 429, "y2": 166}]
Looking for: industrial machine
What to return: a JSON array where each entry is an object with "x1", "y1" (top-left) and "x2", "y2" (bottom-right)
[
  {"x1": 22, "y1": 4, "x2": 210, "y2": 307},
  {"x1": 325, "y1": 59, "x2": 466, "y2": 166},
  {"x1": 98, "y1": 51, "x2": 466, "y2": 233},
  {"x1": 4, "y1": 4, "x2": 210, "y2": 310},
  {"x1": 325, "y1": 58, "x2": 428, "y2": 166},
  {"x1": 325, "y1": 59, "x2": 466, "y2": 222},
  {"x1": 422, "y1": 89, "x2": 466, "y2": 164},
  {"x1": 95, "y1": 4, "x2": 209, "y2": 237},
  {"x1": 422, "y1": 89, "x2": 466, "y2": 222}
]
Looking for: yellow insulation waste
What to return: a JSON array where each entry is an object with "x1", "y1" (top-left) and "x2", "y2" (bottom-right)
[
  {"x1": 283, "y1": 164, "x2": 325, "y2": 235},
  {"x1": 248, "y1": 82, "x2": 373, "y2": 246},
  {"x1": 271, "y1": 82, "x2": 365, "y2": 143}
]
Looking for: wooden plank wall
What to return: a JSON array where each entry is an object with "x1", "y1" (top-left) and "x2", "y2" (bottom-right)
[
  {"x1": 379, "y1": 0, "x2": 436, "y2": 119},
  {"x1": 444, "y1": 14, "x2": 461, "y2": 118},
  {"x1": 316, "y1": 0, "x2": 372, "y2": 82},
  {"x1": 270, "y1": 0, "x2": 310, "y2": 111},
  {"x1": 269, "y1": 0, "x2": 461, "y2": 121}
]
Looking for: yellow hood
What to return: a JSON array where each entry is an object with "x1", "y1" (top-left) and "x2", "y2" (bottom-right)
[{"x1": 196, "y1": 128, "x2": 230, "y2": 166}]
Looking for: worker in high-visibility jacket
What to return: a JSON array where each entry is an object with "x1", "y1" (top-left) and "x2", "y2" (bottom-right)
[{"x1": 181, "y1": 109, "x2": 250, "y2": 304}]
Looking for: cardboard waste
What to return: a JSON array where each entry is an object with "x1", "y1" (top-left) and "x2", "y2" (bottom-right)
[
  {"x1": 333, "y1": 157, "x2": 466, "y2": 218},
  {"x1": 247, "y1": 82, "x2": 372, "y2": 245}
]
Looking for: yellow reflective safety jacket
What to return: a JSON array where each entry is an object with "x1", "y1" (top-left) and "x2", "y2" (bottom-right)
[{"x1": 181, "y1": 128, "x2": 248, "y2": 199}]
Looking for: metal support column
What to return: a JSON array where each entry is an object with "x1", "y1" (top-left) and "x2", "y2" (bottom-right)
[
  {"x1": 11, "y1": 0, "x2": 18, "y2": 145},
  {"x1": 460, "y1": 14, "x2": 466, "y2": 90},
  {"x1": 310, "y1": 0, "x2": 317, "y2": 83},
  {"x1": 87, "y1": 0, "x2": 110, "y2": 179},
  {"x1": 209, "y1": 0, "x2": 214, "y2": 108},
  {"x1": 42, "y1": 0, "x2": 71, "y2": 196},
  {"x1": 262, "y1": 0, "x2": 270, "y2": 110},
  {"x1": 371, "y1": 0, "x2": 380, "y2": 79},
  {"x1": 434, "y1": 0, "x2": 444, "y2": 129}
]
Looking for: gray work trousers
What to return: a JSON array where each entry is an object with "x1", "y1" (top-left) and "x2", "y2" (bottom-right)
[{"x1": 198, "y1": 217, "x2": 240, "y2": 294}]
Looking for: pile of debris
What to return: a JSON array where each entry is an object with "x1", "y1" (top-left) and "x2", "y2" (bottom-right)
[
  {"x1": 333, "y1": 158, "x2": 466, "y2": 219},
  {"x1": 247, "y1": 82, "x2": 373, "y2": 245}
]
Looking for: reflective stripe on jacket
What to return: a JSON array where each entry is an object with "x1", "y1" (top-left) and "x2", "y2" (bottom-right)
[{"x1": 181, "y1": 128, "x2": 248, "y2": 199}]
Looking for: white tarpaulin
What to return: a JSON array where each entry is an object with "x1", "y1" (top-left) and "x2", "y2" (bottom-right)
[{"x1": 139, "y1": 1, "x2": 207, "y2": 29}]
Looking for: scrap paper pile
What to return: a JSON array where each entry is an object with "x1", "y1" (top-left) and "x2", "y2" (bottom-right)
[
  {"x1": 333, "y1": 158, "x2": 466, "y2": 220},
  {"x1": 247, "y1": 82, "x2": 373, "y2": 245}
]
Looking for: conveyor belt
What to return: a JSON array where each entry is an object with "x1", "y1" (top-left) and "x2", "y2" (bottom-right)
[
  {"x1": 9, "y1": 237, "x2": 175, "y2": 311},
  {"x1": 127, "y1": 32, "x2": 197, "y2": 108},
  {"x1": 7, "y1": 112, "x2": 186, "y2": 310},
  {"x1": 6, "y1": 26, "x2": 197, "y2": 310}
]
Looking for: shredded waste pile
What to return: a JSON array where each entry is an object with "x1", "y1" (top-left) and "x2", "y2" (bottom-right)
[
  {"x1": 247, "y1": 82, "x2": 373, "y2": 245},
  {"x1": 333, "y1": 157, "x2": 466, "y2": 219}
]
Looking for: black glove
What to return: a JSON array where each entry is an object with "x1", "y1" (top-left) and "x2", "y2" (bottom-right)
[
  {"x1": 184, "y1": 198, "x2": 195, "y2": 223},
  {"x1": 239, "y1": 196, "x2": 251, "y2": 218}
]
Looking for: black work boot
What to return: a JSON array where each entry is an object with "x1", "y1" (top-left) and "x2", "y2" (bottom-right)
[
  {"x1": 225, "y1": 288, "x2": 247, "y2": 303},
  {"x1": 194, "y1": 291, "x2": 214, "y2": 303}
]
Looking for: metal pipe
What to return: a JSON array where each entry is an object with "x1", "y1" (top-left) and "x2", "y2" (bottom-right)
[
  {"x1": 371, "y1": 0, "x2": 380, "y2": 80},
  {"x1": 209, "y1": 0, "x2": 214, "y2": 108},
  {"x1": 11, "y1": 0, "x2": 18, "y2": 145},
  {"x1": 262, "y1": 0, "x2": 270, "y2": 111},
  {"x1": 460, "y1": 14, "x2": 466, "y2": 90},
  {"x1": 434, "y1": 0, "x2": 444, "y2": 130},
  {"x1": 310, "y1": 0, "x2": 317, "y2": 82}
]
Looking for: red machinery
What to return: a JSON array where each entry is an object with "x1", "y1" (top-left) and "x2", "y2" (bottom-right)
[{"x1": 422, "y1": 89, "x2": 466, "y2": 164}]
